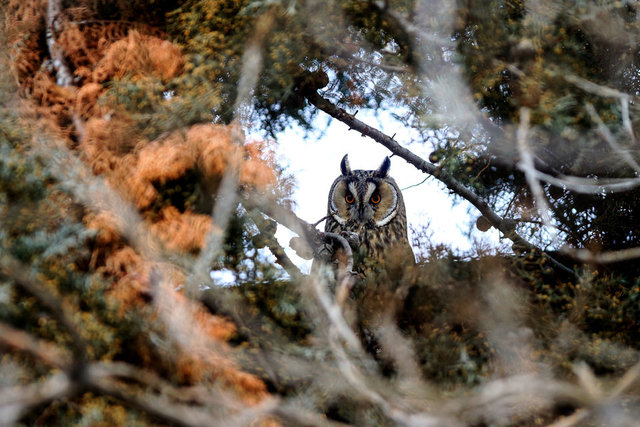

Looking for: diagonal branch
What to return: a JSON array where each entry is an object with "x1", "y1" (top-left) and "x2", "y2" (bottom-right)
[
  {"x1": 302, "y1": 90, "x2": 574, "y2": 274},
  {"x1": 516, "y1": 107, "x2": 558, "y2": 244},
  {"x1": 0, "y1": 252, "x2": 88, "y2": 373},
  {"x1": 0, "y1": 372, "x2": 75, "y2": 425},
  {"x1": 0, "y1": 322, "x2": 70, "y2": 369}
]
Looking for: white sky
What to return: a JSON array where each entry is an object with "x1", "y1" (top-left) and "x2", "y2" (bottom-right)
[{"x1": 271, "y1": 110, "x2": 502, "y2": 272}]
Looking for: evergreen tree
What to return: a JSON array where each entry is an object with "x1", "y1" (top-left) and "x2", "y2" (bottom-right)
[{"x1": 3, "y1": 1, "x2": 640, "y2": 425}]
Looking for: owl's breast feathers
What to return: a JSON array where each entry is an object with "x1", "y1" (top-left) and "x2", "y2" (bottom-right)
[{"x1": 325, "y1": 216, "x2": 415, "y2": 273}]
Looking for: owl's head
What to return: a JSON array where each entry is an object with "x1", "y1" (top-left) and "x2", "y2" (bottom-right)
[{"x1": 327, "y1": 154, "x2": 404, "y2": 227}]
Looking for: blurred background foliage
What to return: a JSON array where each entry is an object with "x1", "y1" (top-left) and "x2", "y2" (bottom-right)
[
  {"x1": 455, "y1": 0, "x2": 640, "y2": 252},
  {"x1": 3, "y1": 0, "x2": 640, "y2": 425}
]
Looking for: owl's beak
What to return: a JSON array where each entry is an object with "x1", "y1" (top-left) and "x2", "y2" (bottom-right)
[{"x1": 357, "y1": 205, "x2": 374, "y2": 222}]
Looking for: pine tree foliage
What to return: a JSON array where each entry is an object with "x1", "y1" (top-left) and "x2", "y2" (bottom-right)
[{"x1": 3, "y1": 1, "x2": 640, "y2": 426}]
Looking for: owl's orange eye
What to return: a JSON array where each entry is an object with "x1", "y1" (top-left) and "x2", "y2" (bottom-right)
[
  {"x1": 370, "y1": 193, "x2": 381, "y2": 204},
  {"x1": 345, "y1": 193, "x2": 355, "y2": 204}
]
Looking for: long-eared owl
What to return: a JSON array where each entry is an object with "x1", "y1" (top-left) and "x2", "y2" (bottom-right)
[{"x1": 323, "y1": 154, "x2": 414, "y2": 275}]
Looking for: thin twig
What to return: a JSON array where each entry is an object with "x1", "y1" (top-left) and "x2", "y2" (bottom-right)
[
  {"x1": 308, "y1": 274, "x2": 361, "y2": 351},
  {"x1": 565, "y1": 73, "x2": 637, "y2": 144},
  {"x1": 515, "y1": 107, "x2": 558, "y2": 245},
  {"x1": 607, "y1": 359, "x2": 640, "y2": 399},
  {"x1": 401, "y1": 175, "x2": 430, "y2": 191},
  {"x1": 585, "y1": 103, "x2": 640, "y2": 173},
  {"x1": 531, "y1": 169, "x2": 640, "y2": 193},
  {"x1": 561, "y1": 246, "x2": 640, "y2": 264},
  {"x1": 564, "y1": 74, "x2": 631, "y2": 100}
]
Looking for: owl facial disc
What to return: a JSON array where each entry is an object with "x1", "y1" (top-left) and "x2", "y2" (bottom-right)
[
  {"x1": 374, "y1": 184, "x2": 398, "y2": 226},
  {"x1": 327, "y1": 154, "x2": 403, "y2": 228}
]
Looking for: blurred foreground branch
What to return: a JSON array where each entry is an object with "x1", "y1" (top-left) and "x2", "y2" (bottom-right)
[
  {"x1": 241, "y1": 191, "x2": 355, "y2": 274},
  {"x1": 0, "y1": 252, "x2": 88, "y2": 372}
]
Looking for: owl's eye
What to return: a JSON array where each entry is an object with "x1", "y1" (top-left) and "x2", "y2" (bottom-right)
[
  {"x1": 345, "y1": 193, "x2": 355, "y2": 204},
  {"x1": 370, "y1": 193, "x2": 381, "y2": 204}
]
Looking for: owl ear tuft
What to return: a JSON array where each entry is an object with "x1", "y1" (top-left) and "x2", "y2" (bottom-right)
[
  {"x1": 375, "y1": 156, "x2": 391, "y2": 178},
  {"x1": 340, "y1": 154, "x2": 352, "y2": 176}
]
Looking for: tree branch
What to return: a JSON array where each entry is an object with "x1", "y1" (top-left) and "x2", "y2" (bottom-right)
[
  {"x1": 0, "y1": 322, "x2": 70, "y2": 369},
  {"x1": 46, "y1": 0, "x2": 74, "y2": 87},
  {"x1": 0, "y1": 372, "x2": 75, "y2": 425},
  {"x1": 302, "y1": 90, "x2": 574, "y2": 274},
  {"x1": 0, "y1": 252, "x2": 88, "y2": 373},
  {"x1": 516, "y1": 107, "x2": 558, "y2": 244}
]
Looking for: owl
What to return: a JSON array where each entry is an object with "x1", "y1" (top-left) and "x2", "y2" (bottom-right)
[{"x1": 322, "y1": 154, "x2": 414, "y2": 275}]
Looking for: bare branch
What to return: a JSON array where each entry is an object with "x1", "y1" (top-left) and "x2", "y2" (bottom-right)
[
  {"x1": 0, "y1": 322, "x2": 70, "y2": 369},
  {"x1": 45, "y1": 1, "x2": 86, "y2": 138},
  {"x1": 564, "y1": 74, "x2": 631, "y2": 100},
  {"x1": 531, "y1": 169, "x2": 640, "y2": 193},
  {"x1": 450, "y1": 374, "x2": 592, "y2": 425},
  {"x1": 545, "y1": 408, "x2": 590, "y2": 427},
  {"x1": 516, "y1": 107, "x2": 558, "y2": 244},
  {"x1": 241, "y1": 190, "x2": 350, "y2": 269},
  {"x1": 608, "y1": 360, "x2": 640, "y2": 400},
  {"x1": 308, "y1": 274, "x2": 361, "y2": 351},
  {"x1": 0, "y1": 372, "x2": 75, "y2": 425},
  {"x1": 585, "y1": 103, "x2": 640, "y2": 173},
  {"x1": 46, "y1": 0, "x2": 73, "y2": 87},
  {"x1": 85, "y1": 362, "x2": 279, "y2": 427},
  {"x1": 0, "y1": 252, "x2": 88, "y2": 371},
  {"x1": 560, "y1": 246, "x2": 640, "y2": 264},
  {"x1": 302, "y1": 90, "x2": 574, "y2": 274},
  {"x1": 565, "y1": 73, "x2": 637, "y2": 144},
  {"x1": 249, "y1": 210, "x2": 303, "y2": 278}
]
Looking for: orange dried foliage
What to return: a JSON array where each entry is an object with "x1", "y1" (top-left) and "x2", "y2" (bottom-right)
[
  {"x1": 85, "y1": 211, "x2": 121, "y2": 246},
  {"x1": 241, "y1": 140, "x2": 278, "y2": 188},
  {"x1": 57, "y1": 24, "x2": 106, "y2": 71},
  {"x1": 126, "y1": 135, "x2": 196, "y2": 209},
  {"x1": 189, "y1": 124, "x2": 233, "y2": 178},
  {"x1": 81, "y1": 116, "x2": 139, "y2": 175},
  {"x1": 75, "y1": 82, "x2": 108, "y2": 120},
  {"x1": 28, "y1": 72, "x2": 75, "y2": 134},
  {"x1": 220, "y1": 368, "x2": 270, "y2": 405},
  {"x1": 172, "y1": 343, "x2": 270, "y2": 403},
  {"x1": 10, "y1": 33, "x2": 44, "y2": 84},
  {"x1": 189, "y1": 124, "x2": 277, "y2": 188},
  {"x1": 103, "y1": 248, "x2": 152, "y2": 311},
  {"x1": 151, "y1": 207, "x2": 213, "y2": 253},
  {"x1": 92, "y1": 30, "x2": 183, "y2": 82}
]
